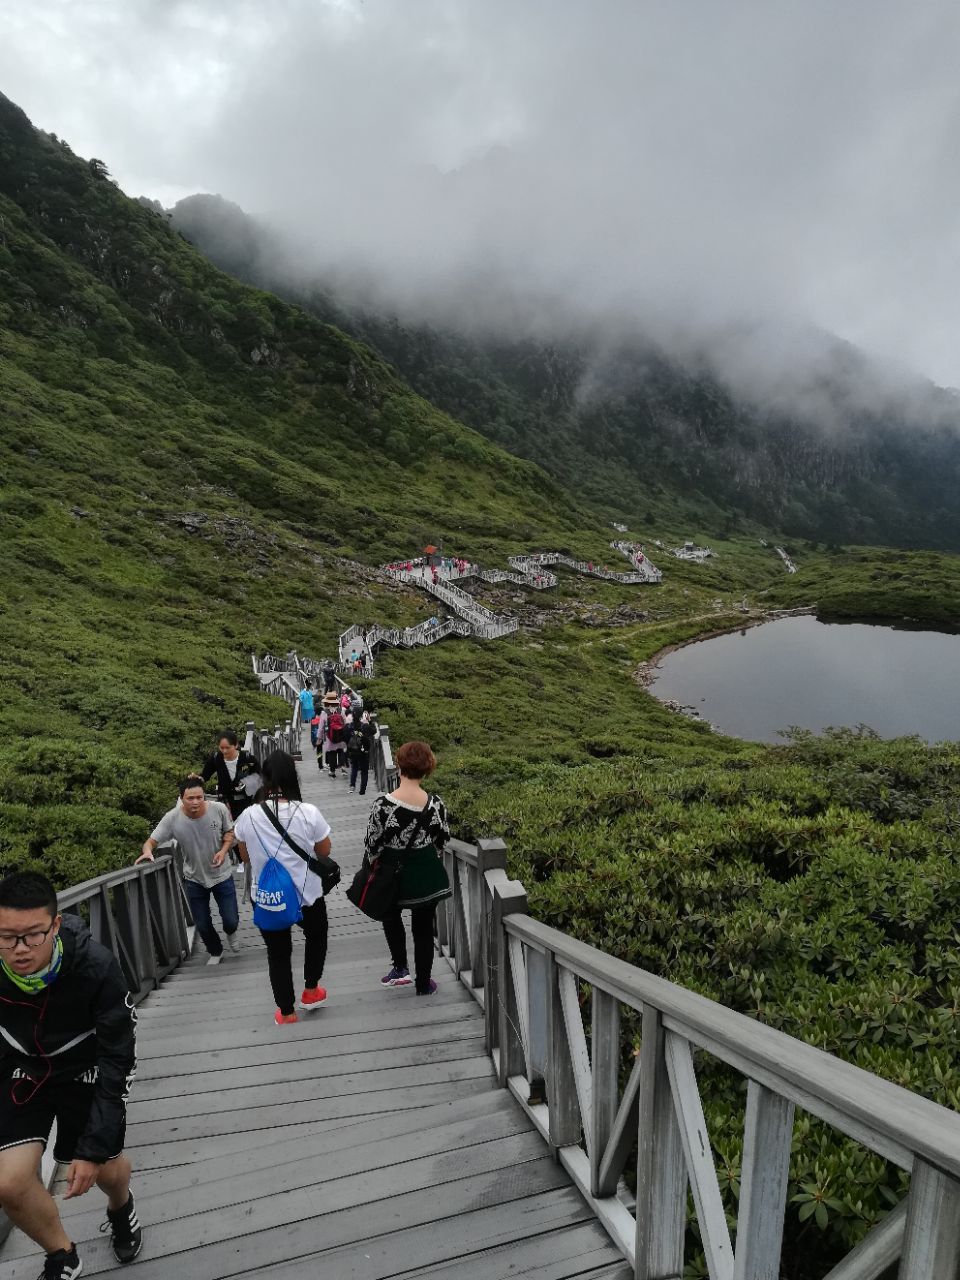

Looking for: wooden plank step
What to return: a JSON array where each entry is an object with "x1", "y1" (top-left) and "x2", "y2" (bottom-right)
[
  {"x1": 21, "y1": 1157, "x2": 571, "y2": 1278},
  {"x1": 135, "y1": 1018, "x2": 483, "y2": 1081},
  {"x1": 55, "y1": 1091, "x2": 521, "y2": 1211},
  {"x1": 250, "y1": 1205, "x2": 619, "y2": 1280},
  {"x1": 39, "y1": 1096, "x2": 533, "y2": 1251},
  {"x1": 132, "y1": 1036, "x2": 489, "y2": 1101},
  {"x1": 123, "y1": 1075, "x2": 497, "y2": 1147},
  {"x1": 127, "y1": 1055, "x2": 494, "y2": 1125},
  {"x1": 133, "y1": 999, "x2": 480, "y2": 1056}
]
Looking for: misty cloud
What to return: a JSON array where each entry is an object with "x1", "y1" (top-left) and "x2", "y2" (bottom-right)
[{"x1": 3, "y1": 0, "x2": 960, "y2": 388}]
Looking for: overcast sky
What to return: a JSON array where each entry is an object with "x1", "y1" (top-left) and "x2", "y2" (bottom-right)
[{"x1": 4, "y1": 0, "x2": 960, "y2": 386}]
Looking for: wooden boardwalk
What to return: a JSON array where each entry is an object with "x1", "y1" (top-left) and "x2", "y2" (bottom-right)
[{"x1": 1, "y1": 738, "x2": 629, "y2": 1279}]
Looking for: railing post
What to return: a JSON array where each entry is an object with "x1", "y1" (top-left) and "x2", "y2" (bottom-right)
[
  {"x1": 436, "y1": 851, "x2": 450, "y2": 952},
  {"x1": 546, "y1": 948, "x2": 582, "y2": 1152},
  {"x1": 635, "y1": 1004, "x2": 687, "y2": 1280},
  {"x1": 590, "y1": 988, "x2": 620, "y2": 1198},
  {"x1": 449, "y1": 853, "x2": 470, "y2": 978},
  {"x1": 477, "y1": 839, "x2": 507, "y2": 1049},
  {"x1": 898, "y1": 1160, "x2": 960, "y2": 1280},
  {"x1": 491, "y1": 881, "x2": 527, "y2": 1085},
  {"x1": 734, "y1": 1082, "x2": 794, "y2": 1280},
  {"x1": 467, "y1": 849, "x2": 485, "y2": 986},
  {"x1": 526, "y1": 947, "x2": 549, "y2": 1102}
]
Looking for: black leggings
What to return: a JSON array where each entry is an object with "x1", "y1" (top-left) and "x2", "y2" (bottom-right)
[
  {"x1": 382, "y1": 903, "x2": 437, "y2": 993},
  {"x1": 260, "y1": 896, "x2": 328, "y2": 1016}
]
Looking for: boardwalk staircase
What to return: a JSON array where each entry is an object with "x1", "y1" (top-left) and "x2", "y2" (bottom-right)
[{"x1": 339, "y1": 541, "x2": 662, "y2": 670}]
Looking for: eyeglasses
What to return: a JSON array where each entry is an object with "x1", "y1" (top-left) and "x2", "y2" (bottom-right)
[{"x1": 0, "y1": 924, "x2": 56, "y2": 951}]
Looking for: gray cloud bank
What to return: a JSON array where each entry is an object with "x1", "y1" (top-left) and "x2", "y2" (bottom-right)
[{"x1": 4, "y1": 0, "x2": 960, "y2": 398}]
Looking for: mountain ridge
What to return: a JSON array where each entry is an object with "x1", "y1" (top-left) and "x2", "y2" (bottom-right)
[{"x1": 169, "y1": 191, "x2": 960, "y2": 551}]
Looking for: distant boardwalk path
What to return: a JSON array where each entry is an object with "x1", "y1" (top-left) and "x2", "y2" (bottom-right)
[
  {"x1": 339, "y1": 541, "x2": 662, "y2": 670},
  {"x1": 0, "y1": 732, "x2": 628, "y2": 1279}
]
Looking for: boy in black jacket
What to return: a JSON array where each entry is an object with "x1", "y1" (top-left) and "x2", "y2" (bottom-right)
[{"x1": 0, "y1": 871, "x2": 141, "y2": 1278}]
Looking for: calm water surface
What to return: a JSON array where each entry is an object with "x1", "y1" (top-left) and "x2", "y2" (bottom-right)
[{"x1": 650, "y1": 615, "x2": 960, "y2": 744}]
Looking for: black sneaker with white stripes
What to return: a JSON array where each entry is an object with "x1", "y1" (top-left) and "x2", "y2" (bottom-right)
[
  {"x1": 39, "y1": 1244, "x2": 82, "y2": 1279},
  {"x1": 101, "y1": 1193, "x2": 143, "y2": 1263}
]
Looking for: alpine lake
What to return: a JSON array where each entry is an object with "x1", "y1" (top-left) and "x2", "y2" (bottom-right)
[{"x1": 649, "y1": 614, "x2": 960, "y2": 744}]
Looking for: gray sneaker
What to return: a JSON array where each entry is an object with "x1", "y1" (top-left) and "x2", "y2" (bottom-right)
[{"x1": 226, "y1": 933, "x2": 241, "y2": 954}]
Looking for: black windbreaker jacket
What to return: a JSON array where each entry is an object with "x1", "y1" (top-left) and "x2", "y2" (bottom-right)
[{"x1": 0, "y1": 914, "x2": 136, "y2": 1161}]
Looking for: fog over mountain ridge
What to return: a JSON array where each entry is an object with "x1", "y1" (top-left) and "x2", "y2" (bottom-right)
[
  {"x1": 4, "y1": 1, "x2": 960, "y2": 388},
  {"x1": 168, "y1": 187, "x2": 960, "y2": 440}
]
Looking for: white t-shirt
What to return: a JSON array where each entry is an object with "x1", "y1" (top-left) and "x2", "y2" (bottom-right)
[
  {"x1": 234, "y1": 801, "x2": 332, "y2": 907},
  {"x1": 223, "y1": 755, "x2": 239, "y2": 781}
]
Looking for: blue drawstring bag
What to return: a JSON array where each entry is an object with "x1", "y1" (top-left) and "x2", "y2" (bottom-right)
[{"x1": 252, "y1": 824, "x2": 306, "y2": 931}]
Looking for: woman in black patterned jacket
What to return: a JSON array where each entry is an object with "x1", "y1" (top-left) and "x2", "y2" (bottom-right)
[{"x1": 365, "y1": 741, "x2": 450, "y2": 995}]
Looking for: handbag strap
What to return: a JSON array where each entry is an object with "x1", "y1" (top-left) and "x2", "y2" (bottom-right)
[{"x1": 259, "y1": 802, "x2": 327, "y2": 877}]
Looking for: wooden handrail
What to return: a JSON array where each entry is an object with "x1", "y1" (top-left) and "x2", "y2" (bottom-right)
[
  {"x1": 58, "y1": 852, "x2": 178, "y2": 908},
  {"x1": 504, "y1": 913, "x2": 960, "y2": 1178},
  {"x1": 57, "y1": 854, "x2": 191, "y2": 1006},
  {"x1": 437, "y1": 839, "x2": 960, "y2": 1279}
]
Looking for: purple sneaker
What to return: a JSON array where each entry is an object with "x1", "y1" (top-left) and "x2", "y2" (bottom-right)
[
  {"x1": 416, "y1": 980, "x2": 438, "y2": 996},
  {"x1": 381, "y1": 966, "x2": 412, "y2": 987}
]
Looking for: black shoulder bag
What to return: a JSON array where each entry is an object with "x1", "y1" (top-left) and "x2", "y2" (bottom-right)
[
  {"x1": 258, "y1": 802, "x2": 342, "y2": 894},
  {"x1": 346, "y1": 801, "x2": 431, "y2": 921}
]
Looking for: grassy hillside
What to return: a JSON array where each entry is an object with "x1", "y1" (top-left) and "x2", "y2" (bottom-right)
[{"x1": 0, "y1": 89, "x2": 608, "y2": 880}]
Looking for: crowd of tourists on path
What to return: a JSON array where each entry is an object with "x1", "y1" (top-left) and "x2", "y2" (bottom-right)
[{"x1": 0, "y1": 721, "x2": 450, "y2": 1278}]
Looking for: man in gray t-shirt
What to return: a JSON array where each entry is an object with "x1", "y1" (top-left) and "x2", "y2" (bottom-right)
[{"x1": 137, "y1": 775, "x2": 239, "y2": 966}]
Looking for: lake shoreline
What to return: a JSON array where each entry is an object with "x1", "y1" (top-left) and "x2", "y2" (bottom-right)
[{"x1": 632, "y1": 606, "x2": 814, "y2": 689}]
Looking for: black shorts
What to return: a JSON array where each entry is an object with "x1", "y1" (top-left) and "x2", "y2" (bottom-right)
[{"x1": 0, "y1": 1077, "x2": 125, "y2": 1163}]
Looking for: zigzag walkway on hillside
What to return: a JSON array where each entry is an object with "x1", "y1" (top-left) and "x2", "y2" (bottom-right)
[
  {"x1": 338, "y1": 542, "x2": 661, "y2": 670},
  {"x1": 0, "y1": 732, "x2": 628, "y2": 1279}
]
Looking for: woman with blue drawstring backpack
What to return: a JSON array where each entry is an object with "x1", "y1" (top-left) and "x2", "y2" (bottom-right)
[{"x1": 233, "y1": 751, "x2": 334, "y2": 1024}]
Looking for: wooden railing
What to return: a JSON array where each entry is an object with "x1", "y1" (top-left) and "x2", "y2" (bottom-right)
[
  {"x1": 371, "y1": 721, "x2": 399, "y2": 793},
  {"x1": 438, "y1": 839, "x2": 960, "y2": 1280},
  {"x1": 59, "y1": 856, "x2": 191, "y2": 1006}
]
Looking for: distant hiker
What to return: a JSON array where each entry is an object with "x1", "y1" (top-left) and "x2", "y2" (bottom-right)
[
  {"x1": 317, "y1": 693, "x2": 346, "y2": 778},
  {"x1": 321, "y1": 659, "x2": 336, "y2": 694},
  {"x1": 310, "y1": 709, "x2": 322, "y2": 749},
  {"x1": 349, "y1": 649, "x2": 358, "y2": 668},
  {"x1": 340, "y1": 690, "x2": 351, "y2": 712},
  {"x1": 233, "y1": 751, "x2": 333, "y2": 1024},
  {"x1": 200, "y1": 729, "x2": 260, "y2": 820},
  {"x1": 365, "y1": 741, "x2": 451, "y2": 994},
  {"x1": 0, "y1": 871, "x2": 142, "y2": 1276},
  {"x1": 138, "y1": 776, "x2": 238, "y2": 965},
  {"x1": 347, "y1": 713, "x2": 375, "y2": 795},
  {"x1": 363, "y1": 651, "x2": 372, "y2": 675},
  {"x1": 298, "y1": 687, "x2": 315, "y2": 723}
]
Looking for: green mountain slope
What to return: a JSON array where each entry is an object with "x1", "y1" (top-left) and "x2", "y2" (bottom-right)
[
  {"x1": 0, "y1": 90, "x2": 619, "y2": 879},
  {"x1": 171, "y1": 193, "x2": 960, "y2": 550}
]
